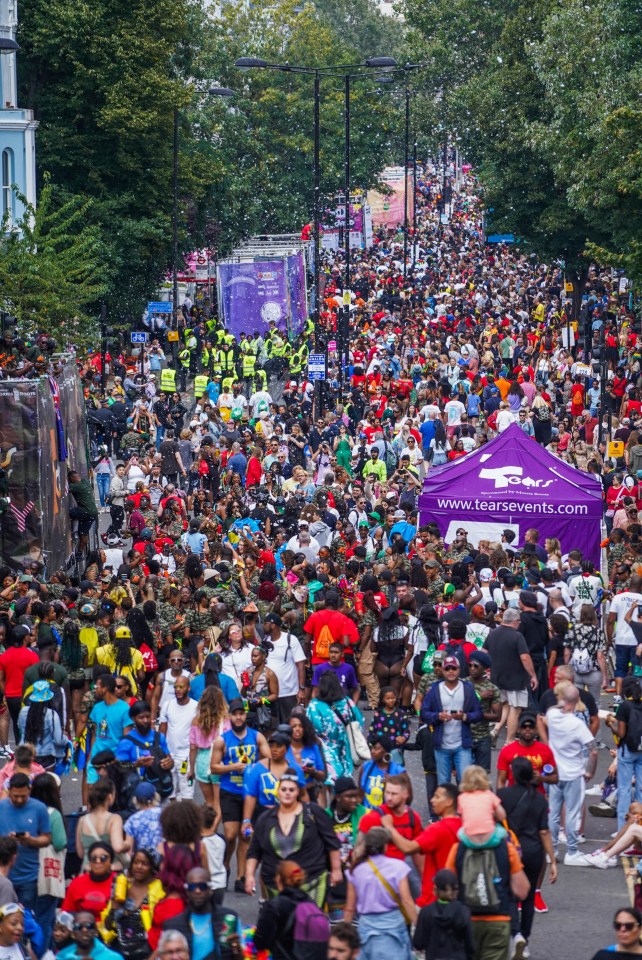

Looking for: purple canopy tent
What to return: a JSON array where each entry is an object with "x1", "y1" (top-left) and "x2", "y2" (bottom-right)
[{"x1": 418, "y1": 423, "x2": 603, "y2": 565}]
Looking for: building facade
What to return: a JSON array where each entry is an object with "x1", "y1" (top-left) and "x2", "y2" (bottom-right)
[{"x1": 0, "y1": 0, "x2": 37, "y2": 229}]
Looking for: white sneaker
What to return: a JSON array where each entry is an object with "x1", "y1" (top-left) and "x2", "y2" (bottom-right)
[
  {"x1": 558, "y1": 830, "x2": 567, "y2": 844},
  {"x1": 587, "y1": 851, "x2": 618, "y2": 868},
  {"x1": 577, "y1": 834, "x2": 587, "y2": 844},
  {"x1": 511, "y1": 933, "x2": 527, "y2": 960},
  {"x1": 523, "y1": 946, "x2": 530, "y2": 959},
  {"x1": 585, "y1": 784, "x2": 603, "y2": 796},
  {"x1": 564, "y1": 851, "x2": 592, "y2": 866}
]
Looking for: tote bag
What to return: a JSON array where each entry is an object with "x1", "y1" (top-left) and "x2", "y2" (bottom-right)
[{"x1": 333, "y1": 703, "x2": 370, "y2": 767}]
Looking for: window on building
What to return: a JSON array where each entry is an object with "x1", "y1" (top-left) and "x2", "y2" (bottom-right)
[{"x1": 2, "y1": 148, "x2": 13, "y2": 222}]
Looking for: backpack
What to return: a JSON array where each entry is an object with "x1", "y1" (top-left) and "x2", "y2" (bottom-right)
[
  {"x1": 112, "y1": 902, "x2": 150, "y2": 960},
  {"x1": 457, "y1": 844, "x2": 503, "y2": 914},
  {"x1": 123, "y1": 732, "x2": 174, "y2": 800},
  {"x1": 289, "y1": 898, "x2": 331, "y2": 960},
  {"x1": 315, "y1": 623, "x2": 334, "y2": 660},
  {"x1": 625, "y1": 702, "x2": 642, "y2": 753},
  {"x1": 570, "y1": 646, "x2": 593, "y2": 675},
  {"x1": 381, "y1": 441, "x2": 398, "y2": 475}
]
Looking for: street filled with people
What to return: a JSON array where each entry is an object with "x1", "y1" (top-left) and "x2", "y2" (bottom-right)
[{"x1": 0, "y1": 163, "x2": 642, "y2": 960}]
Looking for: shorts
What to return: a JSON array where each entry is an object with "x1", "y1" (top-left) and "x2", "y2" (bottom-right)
[
  {"x1": 499, "y1": 688, "x2": 528, "y2": 708},
  {"x1": 615, "y1": 644, "x2": 635, "y2": 679},
  {"x1": 195, "y1": 746, "x2": 219, "y2": 784},
  {"x1": 220, "y1": 789, "x2": 244, "y2": 823}
]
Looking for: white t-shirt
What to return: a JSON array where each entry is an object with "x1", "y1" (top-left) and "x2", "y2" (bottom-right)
[
  {"x1": 126, "y1": 464, "x2": 146, "y2": 492},
  {"x1": 444, "y1": 400, "x2": 465, "y2": 426},
  {"x1": 159, "y1": 668, "x2": 191, "y2": 713},
  {"x1": 160, "y1": 697, "x2": 198, "y2": 760},
  {"x1": 220, "y1": 646, "x2": 254, "y2": 691},
  {"x1": 546, "y1": 707, "x2": 594, "y2": 779},
  {"x1": 568, "y1": 574, "x2": 602, "y2": 617},
  {"x1": 610, "y1": 592, "x2": 642, "y2": 646},
  {"x1": 267, "y1": 632, "x2": 306, "y2": 697}
]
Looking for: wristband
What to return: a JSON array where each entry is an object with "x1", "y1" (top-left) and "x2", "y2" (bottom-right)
[{"x1": 242, "y1": 818, "x2": 251, "y2": 823}]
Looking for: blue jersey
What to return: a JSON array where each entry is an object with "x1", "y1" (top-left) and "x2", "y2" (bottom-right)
[
  {"x1": 243, "y1": 752, "x2": 306, "y2": 807},
  {"x1": 360, "y1": 759, "x2": 405, "y2": 811},
  {"x1": 220, "y1": 728, "x2": 260, "y2": 795}
]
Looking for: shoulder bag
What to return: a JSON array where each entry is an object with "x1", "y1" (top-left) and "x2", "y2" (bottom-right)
[{"x1": 332, "y1": 703, "x2": 370, "y2": 767}]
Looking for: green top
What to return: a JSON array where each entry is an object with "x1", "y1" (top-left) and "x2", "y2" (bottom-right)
[
  {"x1": 48, "y1": 806, "x2": 67, "y2": 852},
  {"x1": 69, "y1": 479, "x2": 98, "y2": 516}
]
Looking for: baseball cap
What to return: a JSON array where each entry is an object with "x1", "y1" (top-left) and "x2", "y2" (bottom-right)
[
  {"x1": 134, "y1": 781, "x2": 157, "y2": 802},
  {"x1": 393, "y1": 509, "x2": 406, "y2": 519},
  {"x1": 425, "y1": 559, "x2": 440, "y2": 568},
  {"x1": 268, "y1": 730, "x2": 291, "y2": 746},
  {"x1": 228, "y1": 698, "x2": 245, "y2": 713},
  {"x1": 442, "y1": 655, "x2": 460, "y2": 669},
  {"x1": 479, "y1": 568, "x2": 493, "y2": 581},
  {"x1": 265, "y1": 613, "x2": 283, "y2": 626},
  {"x1": 518, "y1": 712, "x2": 538, "y2": 728}
]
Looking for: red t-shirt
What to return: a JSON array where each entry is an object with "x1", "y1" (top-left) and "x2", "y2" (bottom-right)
[
  {"x1": 61, "y1": 871, "x2": 115, "y2": 920},
  {"x1": 496, "y1": 740, "x2": 556, "y2": 793},
  {"x1": 359, "y1": 804, "x2": 423, "y2": 860},
  {"x1": 415, "y1": 816, "x2": 461, "y2": 906},
  {"x1": 0, "y1": 647, "x2": 39, "y2": 698},
  {"x1": 304, "y1": 609, "x2": 360, "y2": 663}
]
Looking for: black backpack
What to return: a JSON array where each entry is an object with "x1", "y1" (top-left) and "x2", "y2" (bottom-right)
[
  {"x1": 624, "y1": 702, "x2": 642, "y2": 753},
  {"x1": 123, "y1": 732, "x2": 174, "y2": 799}
]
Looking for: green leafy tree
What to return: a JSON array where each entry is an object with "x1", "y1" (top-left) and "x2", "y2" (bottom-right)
[
  {"x1": 18, "y1": 0, "x2": 213, "y2": 320},
  {"x1": 191, "y1": 0, "x2": 402, "y2": 254},
  {"x1": 0, "y1": 179, "x2": 108, "y2": 346}
]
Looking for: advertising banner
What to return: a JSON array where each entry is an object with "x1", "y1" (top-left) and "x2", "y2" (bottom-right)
[
  {"x1": 218, "y1": 254, "x2": 308, "y2": 341},
  {"x1": 418, "y1": 423, "x2": 603, "y2": 564},
  {"x1": 367, "y1": 168, "x2": 415, "y2": 228},
  {"x1": 217, "y1": 260, "x2": 288, "y2": 339}
]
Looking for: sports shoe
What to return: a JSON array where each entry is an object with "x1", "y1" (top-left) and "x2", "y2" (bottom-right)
[
  {"x1": 619, "y1": 847, "x2": 641, "y2": 857},
  {"x1": 534, "y1": 890, "x2": 548, "y2": 913},
  {"x1": 511, "y1": 933, "x2": 527, "y2": 960},
  {"x1": 577, "y1": 834, "x2": 587, "y2": 844},
  {"x1": 564, "y1": 851, "x2": 591, "y2": 866},
  {"x1": 587, "y1": 851, "x2": 618, "y2": 868},
  {"x1": 589, "y1": 801, "x2": 616, "y2": 818},
  {"x1": 585, "y1": 784, "x2": 604, "y2": 796},
  {"x1": 558, "y1": 829, "x2": 567, "y2": 844},
  {"x1": 523, "y1": 946, "x2": 531, "y2": 959}
]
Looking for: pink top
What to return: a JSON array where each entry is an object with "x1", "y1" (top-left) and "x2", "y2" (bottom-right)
[
  {"x1": 457, "y1": 790, "x2": 501, "y2": 836},
  {"x1": 0, "y1": 760, "x2": 46, "y2": 792},
  {"x1": 189, "y1": 718, "x2": 230, "y2": 748}
]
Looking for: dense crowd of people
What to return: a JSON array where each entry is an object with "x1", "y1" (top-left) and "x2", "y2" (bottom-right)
[{"x1": 1, "y1": 162, "x2": 642, "y2": 960}]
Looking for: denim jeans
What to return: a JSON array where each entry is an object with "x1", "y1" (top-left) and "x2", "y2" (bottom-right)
[
  {"x1": 434, "y1": 746, "x2": 473, "y2": 785},
  {"x1": 549, "y1": 777, "x2": 585, "y2": 853},
  {"x1": 616, "y1": 745, "x2": 642, "y2": 828},
  {"x1": 155, "y1": 424, "x2": 165, "y2": 450},
  {"x1": 13, "y1": 879, "x2": 37, "y2": 914},
  {"x1": 473, "y1": 737, "x2": 492, "y2": 773},
  {"x1": 95, "y1": 472, "x2": 111, "y2": 507}
]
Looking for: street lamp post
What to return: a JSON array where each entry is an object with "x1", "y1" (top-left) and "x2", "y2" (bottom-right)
[
  {"x1": 403, "y1": 83, "x2": 410, "y2": 281},
  {"x1": 171, "y1": 86, "x2": 234, "y2": 331},
  {"x1": 412, "y1": 138, "x2": 418, "y2": 269},
  {"x1": 234, "y1": 56, "x2": 396, "y2": 406}
]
